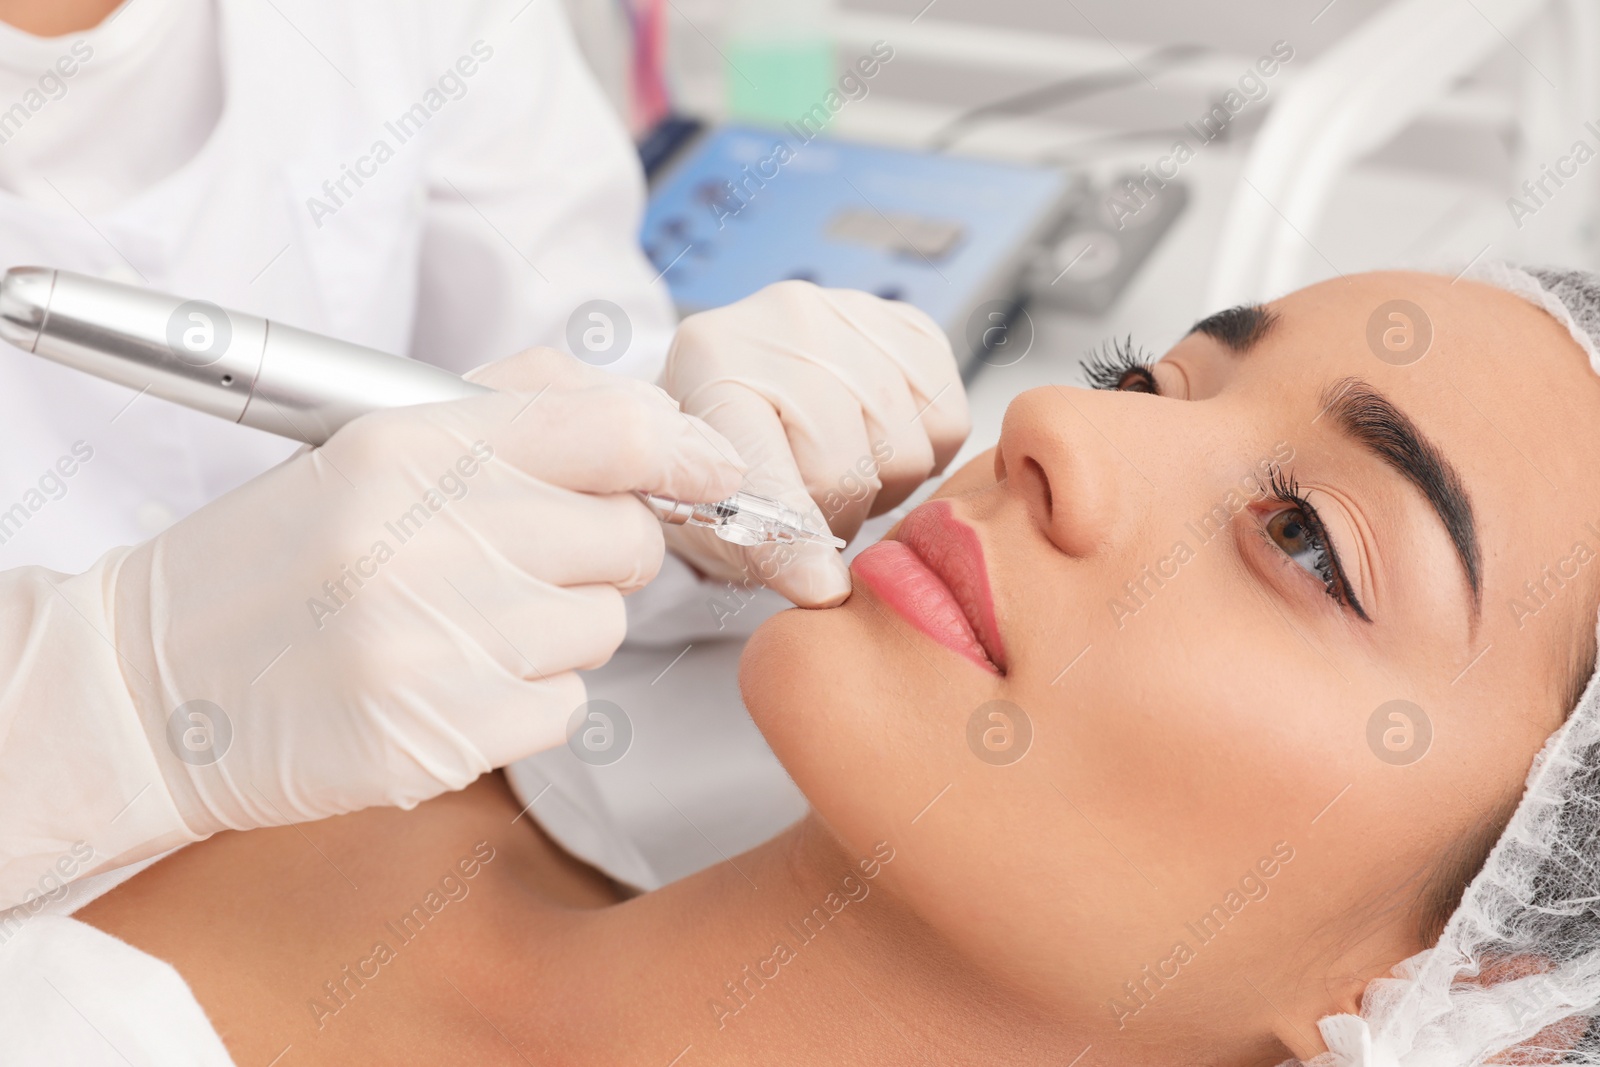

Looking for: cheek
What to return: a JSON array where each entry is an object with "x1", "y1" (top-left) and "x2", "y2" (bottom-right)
[
  {"x1": 741, "y1": 604, "x2": 1085, "y2": 991},
  {"x1": 1054, "y1": 594, "x2": 1364, "y2": 848}
]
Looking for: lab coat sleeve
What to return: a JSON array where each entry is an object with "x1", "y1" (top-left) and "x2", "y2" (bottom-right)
[
  {"x1": 406, "y1": 0, "x2": 677, "y2": 383},
  {"x1": 406, "y1": 1, "x2": 747, "y2": 650},
  {"x1": 0, "y1": 553, "x2": 197, "y2": 912}
]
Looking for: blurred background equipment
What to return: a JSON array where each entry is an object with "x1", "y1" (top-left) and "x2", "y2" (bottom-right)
[
  {"x1": 559, "y1": 0, "x2": 1600, "y2": 381},
  {"x1": 640, "y1": 126, "x2": 1080, "y2": 372},
  {"x1": 568, "y1": 0, "x2": 1204, "y2": 365}
]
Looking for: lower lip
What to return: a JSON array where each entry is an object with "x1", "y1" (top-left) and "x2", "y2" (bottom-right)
[{"x1": 851, "y1": 540, "x2": 999, "y2": 674}]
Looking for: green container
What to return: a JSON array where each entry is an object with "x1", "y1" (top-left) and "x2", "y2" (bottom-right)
[{"x1": 725, "y1": 37, "x2": 836, "y2": 125}]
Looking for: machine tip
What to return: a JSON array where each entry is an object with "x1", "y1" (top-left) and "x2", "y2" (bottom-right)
[{"x1": 0, "y1": 267, "x2": 54, "y2": 352}]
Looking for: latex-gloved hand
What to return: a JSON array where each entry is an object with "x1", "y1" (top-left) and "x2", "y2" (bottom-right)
[
  {"x1": 661, "y1": 281, "x2": 971, "y2": 607},
  {"x1": 0, "y1": 348, "x2": 743, "y2": 902}
]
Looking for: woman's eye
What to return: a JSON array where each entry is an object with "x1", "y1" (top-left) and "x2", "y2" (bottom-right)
[
  {"x1": 1266, "y1": 507, "x2": 1336, "y2": 591},
  {"x1": 1262, "y1": 471, "x2": 1369, "y2": 620},
  {"x1": 1115, "y1": 368, "x2": 1158, "y2": 394},
  {"x1": 1083, "y1": 337, "x2": 1160, "y2": 395}
]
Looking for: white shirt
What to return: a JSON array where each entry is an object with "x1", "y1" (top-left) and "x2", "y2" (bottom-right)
[
  {"x1": 0, "y1": 0, "x2": 678, "y2": 571},
  {"x1": 0, "y1": 0, "x2": 222, "y2": 213}
]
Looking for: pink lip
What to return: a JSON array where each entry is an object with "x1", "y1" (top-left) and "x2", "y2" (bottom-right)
[{"x1": 850, "y1": 500, "x2": 1006, "y2": 674}]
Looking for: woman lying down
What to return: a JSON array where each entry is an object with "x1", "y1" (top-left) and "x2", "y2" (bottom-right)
[{"x1": 34, "y1": 264, "x2": 1600, "y2": 1066}]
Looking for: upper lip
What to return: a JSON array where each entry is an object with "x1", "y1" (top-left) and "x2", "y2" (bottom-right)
[{"x1": 895, "y1": 501, "x2": 1007, "y2": 673}]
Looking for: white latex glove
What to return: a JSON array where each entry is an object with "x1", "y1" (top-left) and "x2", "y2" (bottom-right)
[
  {"x1": 0, "y1": 349, "x2": 742, "y2": 908},
  {"x1": 661, "y1": 281, "x2": 971, "y2": 607}
]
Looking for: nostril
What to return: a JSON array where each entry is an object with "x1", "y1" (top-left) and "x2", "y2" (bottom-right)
[{"x1": 1025, "y1": 456, "x2": 1052, "y2": 517}]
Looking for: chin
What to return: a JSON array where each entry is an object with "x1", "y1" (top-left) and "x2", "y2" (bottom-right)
[
  {"x1": 738, "y1": 585, "x2": 988, "y2": 855},
  {"x1": 740, "y1": 593, "x2": 899, "y2": 800},
  {"x1": 738, "y1": 601, "x2": 868, "y2": 749}
]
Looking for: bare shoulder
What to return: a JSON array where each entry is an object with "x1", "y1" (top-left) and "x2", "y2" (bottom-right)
[{"x1": 77, "y1": 772, "x2": 622, "y2": 1064}]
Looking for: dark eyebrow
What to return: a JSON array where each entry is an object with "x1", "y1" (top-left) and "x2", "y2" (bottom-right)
[
  {"x1": 1319, "y1": 377, "x2": 1482, "y2": 614},
  {"x1": 1188, "y1": 304, "x2": 1278, "y2": 353}
]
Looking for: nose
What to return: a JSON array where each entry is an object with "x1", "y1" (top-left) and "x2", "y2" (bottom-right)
[{"x1": 994, "y1": 386, "x2": 1140, "y2": 558}]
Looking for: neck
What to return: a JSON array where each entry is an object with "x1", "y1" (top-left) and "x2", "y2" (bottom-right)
[
  {"x1": 515, "y1": 816, "x2": 1086, "y2": 1066},
  {"x1": 0, "y1": 0, "x2": 123, "y2": 36}
]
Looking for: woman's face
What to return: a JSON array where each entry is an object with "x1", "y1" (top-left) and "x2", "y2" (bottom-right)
[{"x1": 741, "y1": 271, "x2": 1600, "y2": 1057}]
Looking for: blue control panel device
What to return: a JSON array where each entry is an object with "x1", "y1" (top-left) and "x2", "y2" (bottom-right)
[{"x1": 642, "y1": 125, "x2": 1077, "y2": 368}]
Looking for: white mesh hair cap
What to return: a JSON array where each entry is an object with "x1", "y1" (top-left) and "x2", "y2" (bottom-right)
[{"x1": 1283, "y1": 263, "x2": 1600, "y2": 1067}]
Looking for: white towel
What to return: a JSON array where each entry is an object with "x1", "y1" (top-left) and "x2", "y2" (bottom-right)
[{"x1": 0, "y1": 914, "x2": 233, "y2": 1066}]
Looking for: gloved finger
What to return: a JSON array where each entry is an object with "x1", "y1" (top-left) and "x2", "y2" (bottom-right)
[
  {"x1": 465, "y1": 346, "x2": 683, "y2": 416},
  {"x1": 522, "y1": 385, "x2": 747, "y2": 502},
  {"x1": 669, "y1": 295, "x2": 935, "y2": 529},
  {"x1": 663, "y1": 520, "x2": 851, "y2": 610},
  {"x1": 425, "y1": 386, "x2": 746, "y2": 504},
  {"x1": 460, "y1": 485, "x2": 667, "y2": 594},
  {"x1": 832, "y1": 290, "x2": 971, "y2": 475},
  {"x1": 912, "y1": 372, "x2": 970, "y2": 477},
  {"x1": 461, "y1": 347, "x2": 739, "y2": 503},
  {"x1": 491, "y1": 582, "x2": 629, "y2": 675},
  {"x1": 672, "y1": 385, "x2": 857, "y2": 607},
  {"x1": 429, "y1": 572, "x2": 628, "y2": 679},
  {"x1": 787, "y1": 289, "x2": 958, "y2": 512},
  {"x1": 774, "y1": 367, "x2": 929, "y2": 540},
  {"x1": 842, "y1": 376, "x2": 936, "y2": 522},
  {"x1": 685, "y1": 373, "x2": 883, "y2": 545},
  {"x1": 464, "y1": 346, "x2": 590, "y2": 390},
  {"x1": 453, "y1": 669, "x2": 589, "y2": 771}
]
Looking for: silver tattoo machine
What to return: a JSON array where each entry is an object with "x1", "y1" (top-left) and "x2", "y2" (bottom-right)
[{"x1": 0, "y1": 267, "x2": 842, "y2": 549}]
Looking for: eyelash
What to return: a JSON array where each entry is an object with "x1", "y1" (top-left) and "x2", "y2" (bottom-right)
[
  {"x1": 1086, "y1": 337, "x2": 1367, "y2": 620},
  {"x1": 1265, "y1": 467, "x2": 1368, "y2": 619},
  {"x1": 1084, "y1": 336, "x2": 1159, "y2": 393}
]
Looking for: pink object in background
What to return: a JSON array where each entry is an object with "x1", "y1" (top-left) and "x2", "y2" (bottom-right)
[{"x1": 626, "y1": 0, "x2": 671, "y2": 134}]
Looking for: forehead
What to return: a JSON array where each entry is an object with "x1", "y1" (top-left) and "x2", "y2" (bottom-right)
[{"x1": 1258, "y1": 273, "x2": 1600, "y2": 489}]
